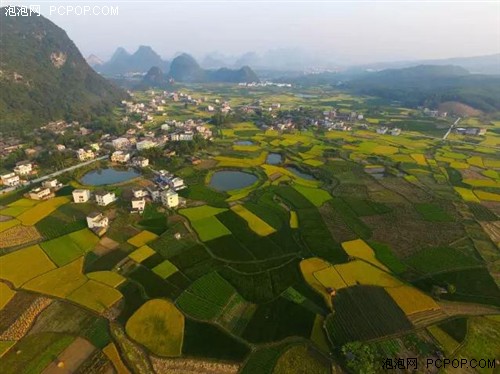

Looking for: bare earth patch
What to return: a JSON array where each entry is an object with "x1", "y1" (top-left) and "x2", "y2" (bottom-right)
[
  {"x1": 0, "y1": 296, "x2": 52, "y2": 340},
  {"x1": 42, "y1": 337, "x2": 95, "y2": 374},
  {"x1": 151, "y1": 356, "x2": 240, "y2": 374}
]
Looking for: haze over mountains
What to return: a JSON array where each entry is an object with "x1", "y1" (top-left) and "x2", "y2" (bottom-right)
[{"x1": 90, "y1": 46, "x2": 500, "y2": 75}]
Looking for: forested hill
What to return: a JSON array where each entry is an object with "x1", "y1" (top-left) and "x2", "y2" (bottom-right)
[
  {"x1": 344, "y1": 65, "x2": 500, "y2": 112},
  {"x1": 0, "y1": 7, "x2": 126, "y2": 133}
]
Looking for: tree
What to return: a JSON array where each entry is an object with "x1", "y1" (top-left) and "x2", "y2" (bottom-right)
[{"x1": 341, "y1": 342, "x2": 378, "y2": 374}]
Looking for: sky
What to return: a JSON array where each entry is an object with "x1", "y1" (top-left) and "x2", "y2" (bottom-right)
[{"x1": 3, "y1": 0, "x2": 500, "y2": 64}]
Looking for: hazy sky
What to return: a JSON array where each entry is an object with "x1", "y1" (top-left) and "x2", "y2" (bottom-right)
[{"x1": 4, "y1": 0, "x2": 500, "y2": 64}]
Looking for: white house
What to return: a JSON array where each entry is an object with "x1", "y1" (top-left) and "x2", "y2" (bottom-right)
[
  {"x1": 1, "y1": 173, "x2": 20, "y2": 187},
  {"x1": 161, "y1": 123, "x2": 170, "y2": 131},
  {"x1": 112, "y1": 137, "x2": 130, "y2": 150},
  {"x1": 111, "y1": 151, "x2": 131, "y2": 164},
  {"x1": 42, "y1": 179, "x2": 61, "y2": 189},
  {"x1": 161, "y1": 189, "x2": 179, "y2": 208},
  {"x1": 86, "y1": 212, "x2": 109, "y2": 236},
  {"x1": 95, "y1": 191, "x2": 116, "y2": 206},
  {"x1": 72, "y1": 189, "x2": 91, "y2": 203},
  {"x1": 131, "y1": 198, "x2": 146, "y2": 213},
  {"x1": 132, "y1": 157, "x2": 149, "y2": 168},
  {"x1": 169, "y1": 177, "x2": 185, "y2": 191},
  {"x1": 136, "y1": 140, "x2": 156, "y2": 150},
  {"x1": 77, "y1": 148, "x2": 95, "y2": 161},
  {"x1": 390, "y1": 128, "x2": 401, "y2": 136},
  {"x1": 28, "y1": 187, "x2": 52, "y2": 200},
  {"x1": 376, "y1": 127, "x2": 388, "y2": 135},
  {"x1": 14, "y1": 162, "x2": 33, "y2": 176}
]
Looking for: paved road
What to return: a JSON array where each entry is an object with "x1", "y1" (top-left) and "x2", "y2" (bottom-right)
[{"x1": 0, "y1": 155, "x2": 109, "y2": 196}]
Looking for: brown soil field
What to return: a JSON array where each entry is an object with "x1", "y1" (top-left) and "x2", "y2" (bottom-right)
[
  {"x1": 42, "y1": 337, "x2": 95, "y2": 374},
  {"x1": 0, "y1": 296, "x2": 52, "y2": 340}
]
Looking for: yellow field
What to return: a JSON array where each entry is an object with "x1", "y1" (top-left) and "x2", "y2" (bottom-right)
[
  {"x1": 8, "y1": 198, "x2": 38, "y2": 207},
  {"x1": 127, "y1": 230, "x2": 158, "y2": 247},
  {"x1": 450, "y1": 161, "x2": 469, "y2": 169},
  {"x1": 474, "y1": 190, "x2": 500, "y2": 202},
  {"x1": 16, "y1": 196, "x2": 69, "y2": 225},
  {"x1": 290, "y1": 211, "x2": 298, "y2": 228},
  {"x1": 23, "y1": 257, "x2": 87, "y2": 298},
  {"x1": 0, "y1": 219, "x2": 20, "y2": 233},
  {"x1": 232, "y1": 145, "x2": 261, "y2": 152},
  {"x1": 467, "y1": 156, "x2": 484, "y2": 168},
  {"x1": 67, "y1": 280, "x2": 123, "y2": 313},
  {"x1": 341, "y1": 239, "x2": 388, "y2": 271},
  {"x1": 335, "y1": 261, "x2": 402, "y2": 288},
  {"x1": 126, "y1": 299, "x2": 184, "y2": 357},
  {"x1": 427, "y1": 325, "x2": 460, "y2": 355},
  {"x1": 299, "y1": 258, "x2": 334, "y2": 308},
  {"x1": 103, "y1": 343, "x2": 131, "y2": 374},
  {"x1": 0, "y1": 245, "x2": 56, "y2": 287},
  {"x1": 313, "y1": 266, "x2": 347, "y2": 290},
  {"x1": 454, "y1": 187, "x2": 480, "y2": 203},
  {"x1": 386, "y1": 285, "x2": 440, "y2": 316},
  {"x1": 215, "y1": 151, "x2": 267, "y2": 167},
  {"x1": 261, "y1": 164, "x2": 319, "y2": 187},
  {"x1": 411, "y1": 153, "x2": 428, "y2": 166},
  {"x1": 0, "y1": 225, "x2": 41, "y2": 249},
  {"x1": 303, "y1": 159, "x2": 324, "y2": 167},
  {"x1": 463, "y1": 179, "x2": 500, "y2": 188},
  {"x1": 87, "y1": 271, "x2": 126, "y2": 288},
  {"x1": 129, "y1": 245, "x2": 156, "y2": 263},
  {"x1": 484, "y1": 159, "x2": 500, "y2": 168},
  {"x1": 230, "y1": 204, "x2": 276, "y2": 236},
  {"x1": 0, "y1": 282, "x2": 16, "y2": 310}
]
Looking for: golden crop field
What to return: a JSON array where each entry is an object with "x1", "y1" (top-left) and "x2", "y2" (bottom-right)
[
  {"x1": 386, "y1": 285, "x2": 440, "y2": 316},
  {"x1": 127, "y1": 230, "x2": 158, "y2": 247},
  {"x1": 16, "y1": 196, "x2": 69, "y2": 226},
  {"x1": 454, "y1": 187, "x2": 480, "y2": 203},
  {"x1": 23, "y1": 257, "x2": 87, "y2": 298},
  {"x1": 103, "y1": 343, "x2": 131, "y2": 374},
  {"x1": 179, "y1": 205, "x2": 227, "y2": 221},
  {"x1": 0, "y1": 282, "x2": 16, "y2": 310},
  {"x1": 467, "y1": 156, "x2": 484, "y2": 168},
  {"x1": 341, "y1": 239, "x2": 388, "y2": 271},
  {"x1": 215, "y1": 151, "x2": 268, "y2": 168},
  {"x1": 261, "y1": 164, "x2": 319, "y2": 187},
  {"x1": 474, "y1": 190, "x2": 500, "y2": 202},
  {"x1": 289, "y1": 211, "x2": 299, "y2": 228},
  {"x1": 67, "y1": 280, "x2": 123, "y2": 313},
  {"x1": 313, "y1": 266, "x2": 347, "y2": 290},
  {"x1": 87, "y1": 271, "x2": 126, "y2": 288},
  {"x1": 410, "y1": 153, "x2": 428, "y2": 166},
  {"x1": 335, "y1": 261, "x2": 402, "y2": 288},
  {"x1": 126, "y1": 299, "x2": 184, "y2": 357},
  {"x1": 129, "y1": 245, "x2": 156, "y2": 263},
  {"x1": 299, "y1": 257, "x2": 334, "y2": 308},
  {"x1": 0, "y1": 219, "x2": 21, "y2": 233},
  {"x1": 0, "y1": 245, "x2": 56, "y2": 287},
  {"x1": 230, "y1": 204, "x2": 276, "y2": 236}
]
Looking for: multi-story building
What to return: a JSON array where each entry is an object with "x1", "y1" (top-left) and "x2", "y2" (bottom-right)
[
  {"x1": 1, "y1": 173, "x2": 20, "y2": 187},
  {"x1": 111, "y1": 151, "x2": 131, "y2": 164},
  {"x1": 72, "y1": 189, "x2": 91, "y2": 203},
  {"x1": 160, "y1": 189, "x2": 179, "y2": 208},
  {"x1": 95, "y1": 191, "x2": 116, "y2": 206},
  {"x1": 76, "y1": 148, "x2": 95, "y2": 161},
  {"x1": 28, "y1": 187, "x2": 52, "y2": 200}
]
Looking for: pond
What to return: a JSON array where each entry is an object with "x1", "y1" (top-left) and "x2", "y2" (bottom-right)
[
  {"x1": 234, "y1": 140, "x2": 254, "y2": 146},
  {"x1": 80, "y1": 167, "x2": 141, "y2": 186},
  {"x1": 285, "y1": 166, "x2": 316, "y2": 180},
  {"x1": 266, "y1": 153, "x2": 283, "y2": 165},
  {"x1": 209, "y1": 170, "x2": 258, "y2": 191}
]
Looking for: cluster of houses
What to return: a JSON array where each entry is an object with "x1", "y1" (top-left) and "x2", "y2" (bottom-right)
[
  {"x1": 376, "y1": 127, "x2": 402, "y2": 136},
  {"x1": 26, "y1": 178, "x2": 63, "y2": 200},
  {"x1": 238, "y1": 81, "x2": 291, "y2": 88},
  {"x1": 0, "y1": 161, "x2": 36, "y2": 187},
  {"x1": 454, "y1": 127, "x2": 487, "y2": 136}
]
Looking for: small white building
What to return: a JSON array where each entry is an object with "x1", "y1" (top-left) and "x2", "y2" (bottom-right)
[
  {"x1": 14, "y1": 162, "x2": 33, "y2": 176},
  {"x1": 95, "y1": 191, "x2": 116, "y2": 206},
  {"x1": 390, "y1": 128, "x2": 401, "y2": 136},
  {"x1": 169, "y1": 177, "x2": 185, "y2": 191},
  {"x1": 42, "y1": 179, "x2": 61, "y2": 189},
  {"x1": 131, "y1": 198, "x2": 146, "y2": 213},
  {"x1": 161, "y1": 189, "x2": 179, "y2": 208},
  {"x1": 136, "y1": 140, "x2": 156, "y2": 150},
  {"x1": 132, "y1": 157, "x2": 149, "y2": 168},
  {"x1": 72, "y1": 189, "x2": 91, "y2": 203},
  {"x1": 112, "y1": 137, "x2": 130, "y2": 150},
  {"x1": 1, "y1": 173, "x2": 20, "y2": 187},
  {"x1": 86, "y1": 212, "x2": 109, "y2": 236},
  {"x1": 376, "y1": 127, "x2": 388, "y2": 135},
  {"x1": 111, "y1": 151, "x2": 131, "y2": 164},
  {"x1": 28, "y1": 187, "x2": 52, "y2": 200},
  {"x1": 77, "y1": 148, "x2": 95, "y2": 161}
]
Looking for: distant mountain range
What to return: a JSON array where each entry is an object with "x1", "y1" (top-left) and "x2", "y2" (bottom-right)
[
  {"x1": 344, "y1": 65, "x2": 500, "y2": 112},
  {"x1": 0, "y1": 7, "x2": 126, "y2": 132},
  {"x1": 93, "y1": 48, "x2": 259, "y2": 84}
]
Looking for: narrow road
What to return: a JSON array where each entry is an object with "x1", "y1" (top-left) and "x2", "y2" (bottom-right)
[
  {"x1": 0, "y1": 155, "x2": 109, "y2": 195},
  {"x1": 443, "y1": 116, "x2": 461, "y2": 140}
]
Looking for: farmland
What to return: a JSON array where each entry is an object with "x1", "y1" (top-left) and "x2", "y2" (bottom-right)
[{"x1": 0, "y1": 84, "x2": 499, "y2": 372}]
